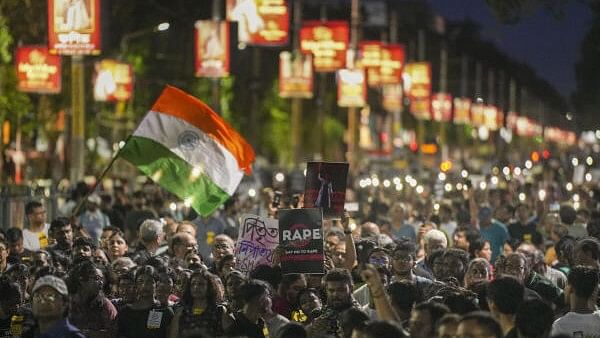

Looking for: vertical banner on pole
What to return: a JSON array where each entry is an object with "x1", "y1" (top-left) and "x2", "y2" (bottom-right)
[
  {"x1": 379, "y1": 44, "x2": 405, "y2": 85},
  {"x1": 358, "y1": 41, "x2": 382, "y2": 87},
  {"x1": 483, "y1": 105, "x2": 499, "y2": 131},
  {"x1": 194, "y1": 20, "x2": 229, "y2": 78},
  {"x1": 93, "y1": 59, "x2": 134, "y2": 102},
  {"x1": 453, "y1": 98, "x2": 472, "y2": 125},
  {"x1": 279, "y1": 51, "x2": 314, "y2": 98},
  {"x1": 16, "y1": 46, "x2": 62, "y2": 94},
  {"x1": 48, "y1": 0, "x2": 101, "y2": 55},
  {"x1": 382, "y1": 84, "x2": 403, "y2": 113},
  {"x1": 300, "y1": 21, "x2": 349, "y2": 72},
  {"x1": 336, "y1": 69, "x2": 366, "y2": 107},
  {"x1": 431, "y1": 93, "x2": 452, "y2": 122},
  {"x1": 195, "y1": 20, "x2": 230, "y2": 78},
  {"x1": 470, "y1": 102, "x2": 485, "y2": 127},
  {"x1": 405, "y1": 62, "x2": 431, "y2": 120},
  {"x1": 226, "y1": 0, "x2": 289, "y2": 46}
]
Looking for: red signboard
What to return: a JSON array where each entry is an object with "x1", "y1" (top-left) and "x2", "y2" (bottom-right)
[
  {"x1": 470, "y1": 102, "x2": 485, "y2": 127},
  {"x1": 359, "y1": 41, "x2": 382, "y2": 86},
  {"x1": 405, "y1": 62, "x2": 431, "y2": 120},
  {"x1": 453, "y1": 97, "x2": 471, "y2": 124},
  {"x1": 279, "y1": 51, "x2": 313, "y2": 98},
  {"x1": 483, "y1": 105, "x2": 499, "y2": 130},
  {"x1": 300, "y1": 21, "x2": 349, "y2": 72},
  {"x1": 506, "y1": 111, "x2": 518, "y2": 130},
  {"x1": 431, "y1": 93, "x2": 452, "y2": 122},
  {"x1": 379, "y1": 44, "x2": 405, "y2": 85},
  {"x1": 337, "y1": 69, "x2": 366, "y2": 107},
  {"x1": 515, "y1": 117, "x2": 543, "y2": 137},
  {"x1": 359, "y1": 41, "x2": 382, "y2": 68},
  {"x1": 16, "y1": 46, "x2": 62, "y2": 94},
  {"x1": 545, "y1": 127, "x2": 577, "y2": 146},
  {"x1": 195, "y1": 20, "x2": 230, "y2": 78},
  {"x1": 48, "y1": 0, "x2": 101, "y2": 55},
  {"x1": 226, "y1": 0, "x2": 289, "y2": 46},
  {"x1": 496, "y1": 109, "x2": 505, "y2": 129},
  {"x1": 93, "y1": 59, "x2": 133, "y2": 102}
]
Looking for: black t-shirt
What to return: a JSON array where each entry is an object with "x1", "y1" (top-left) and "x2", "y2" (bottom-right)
[
  {"x1": 0, "y1": 307, "x2": 35, "y2": 338},
  {"x1": 508, "y1": 221, "x2": 543, "y2": 245},
  {"x1": 177, "y1": 305, "x2": 224, "y2": 337},
  {"x1": 225, "y1": 312, "x2": 267, "y2": 338},
  {"x1": 117, "y1": 304, "x2": 174, "y2": 338},
  {"x1": 7, "y1": 250, "x2": 33, "y2": 266}
]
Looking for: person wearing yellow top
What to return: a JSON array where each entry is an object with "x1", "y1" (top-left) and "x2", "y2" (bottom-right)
[{"x1": 23, "y1": 201, "x2": 50, "y2": 251}]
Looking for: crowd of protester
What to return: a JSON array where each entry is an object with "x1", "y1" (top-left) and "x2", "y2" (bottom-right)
[{"x1": 1, "y1": 177, "x2": 600, "y2": 338}]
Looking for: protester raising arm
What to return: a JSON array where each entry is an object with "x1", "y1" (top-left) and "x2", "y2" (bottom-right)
[
  {"x1": 341, "y1": 211, "x2": 357, "y2": 271},
  {"x1": 360, "y1": 264, "x2": 400, "y2": 322}
]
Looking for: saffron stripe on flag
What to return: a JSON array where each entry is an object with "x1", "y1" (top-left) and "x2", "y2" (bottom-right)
[
  {"x1": 120, "y1": 136, "x2": 231, "y2": 216},
  {"x1": 133, "y1": 111, "x2": 243, "y2": 195},
  {"x1": 151, "y1": 86, "x2": 255, "y2": 174}
]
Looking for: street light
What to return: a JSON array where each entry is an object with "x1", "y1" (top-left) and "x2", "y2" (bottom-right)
[
  {"x1": 565, "y1": 112, "x2": 573, "y2": 121},
  {"x1": 157, "y1": 22, "x2": 170, "y2": 32},
  {"x1": 120, "y1": 22, "x2": 170, "y2": 57}
]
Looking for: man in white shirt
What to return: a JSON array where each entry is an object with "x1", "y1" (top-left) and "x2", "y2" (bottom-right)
[
  {"x1": 23, "y1": 201, "x2": 50, "y2": 251},
  {"x1": 551, "y1": 265, "x2": 600, "y2": 337}
]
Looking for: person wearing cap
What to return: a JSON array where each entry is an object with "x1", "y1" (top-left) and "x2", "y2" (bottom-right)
[
  {"x1": 79, "y1": 194, "x2": 111, "y2": 245},
  {"x1": 26, "y1": 275, "x2": 86, "y2": 338}
]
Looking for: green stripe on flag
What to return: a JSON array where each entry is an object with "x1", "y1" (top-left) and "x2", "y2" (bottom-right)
[{"x1": 120, "y1": 136, "x2": 230, "y2": 216}]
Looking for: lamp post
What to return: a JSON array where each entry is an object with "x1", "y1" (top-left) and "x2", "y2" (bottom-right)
[
  {"x1": 120, "y1": 22, "x2": 170, "y2": 58},
  {"x1": 111, "y1": 22, "x2": 169, "y2": 146},
  {"x1": 347, "y1": 0, "x2": 360, "y2": 173}
]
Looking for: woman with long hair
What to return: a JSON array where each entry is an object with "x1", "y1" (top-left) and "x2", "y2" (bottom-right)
[
  {"x1": 168, "y1": 270, "x2": 225, "y2": 338},
  {"x1": 224, "y1": 270, "x2": 247, "y2": 313}
]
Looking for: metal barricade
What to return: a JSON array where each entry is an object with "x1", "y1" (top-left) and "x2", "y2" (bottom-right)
[{"x1": 0, "y1": 185, "x2": 65, "y2": 231}]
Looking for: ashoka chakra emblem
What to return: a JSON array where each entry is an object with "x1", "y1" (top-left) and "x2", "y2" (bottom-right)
[{"x1": 178, "y1": 131, "x2": 200, "y2": 150}]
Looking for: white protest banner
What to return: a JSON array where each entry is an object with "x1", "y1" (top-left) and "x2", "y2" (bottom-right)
[{"x1": 234, "y1": 214, "x2": 279, "y2": 275}]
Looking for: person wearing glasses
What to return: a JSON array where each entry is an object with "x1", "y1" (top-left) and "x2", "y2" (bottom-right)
[
  {"x1": 26, "y1": 275, "x2": 87, "y2": 337},
  {"x1": 390, "y1": 240, "x2": 433, "y2": 296},
  {"x1": 208, "y1": 234, "x2": 235, "y2": 274}
]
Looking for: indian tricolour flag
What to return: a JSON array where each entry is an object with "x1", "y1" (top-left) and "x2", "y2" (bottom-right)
[{"x1": 120, "y1": 86, "x2": 255, "y2": 216}]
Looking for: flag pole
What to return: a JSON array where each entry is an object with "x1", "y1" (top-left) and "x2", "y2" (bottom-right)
[{"x1": 70, "y1": 134, "x2": 133, "y2": 219}]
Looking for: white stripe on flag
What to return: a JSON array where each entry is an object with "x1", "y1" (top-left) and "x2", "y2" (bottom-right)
[{"x1": 133, "y1": 110, "x2": 244, "y2": 195}]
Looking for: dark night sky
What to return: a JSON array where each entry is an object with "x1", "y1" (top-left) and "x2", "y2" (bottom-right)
[{"x1": 428, "y1": 0, "x2": 593, "y2": 97}]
